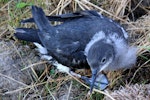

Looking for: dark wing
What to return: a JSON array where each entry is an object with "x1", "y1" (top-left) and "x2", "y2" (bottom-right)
[
  {"x1": 31, "y1": 6, "x2": 86, "y2": 67},
  {"x1": 21, "y1": 10, "x2": 99, "y2": 23},
  {"x1": 15, "y1": 6, "x2": 127, "y2": 68},
  {"x1": 21, "y1": 13, "x2": 82, "y2": 23},
  {"x1": 31, "y1": 5, "x2": 80, "y2": 50},
  {"x1": 14, "y1": 28, "x2": 41, "y2": 44}
]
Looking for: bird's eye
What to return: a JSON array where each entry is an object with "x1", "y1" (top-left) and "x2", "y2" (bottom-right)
[{"x1": 101, "y1": 57, "x2": 106, "y2": 64}]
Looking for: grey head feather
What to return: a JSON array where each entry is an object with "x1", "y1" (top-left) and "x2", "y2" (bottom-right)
[{"x1": 104, "y1": 33, "x2": 137, "y2": 71}]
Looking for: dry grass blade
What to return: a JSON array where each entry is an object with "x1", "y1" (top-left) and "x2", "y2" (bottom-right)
[
  {"x1": 3, "y1": 82, "x2": 46, "y2": 95},
  {"x1": 45, "y1": 82, "x2": 56, "y2": 100},
  {"x1": 0, "y1": 73, "x2": 28, "y2": 87},
  {"x1": 66, "y1": 81, "x2": 72, "y2": 100},
  {"x1": 21, "y1": 61, "x2": 47, "y2": 71},
  {"x1": 79, "y1": 0, "x2": 127, "y2": 22}
]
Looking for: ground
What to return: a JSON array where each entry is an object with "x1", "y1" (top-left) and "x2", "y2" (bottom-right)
[{"x1": 0, "y1": 0, "x2": 150, "y2": 100}]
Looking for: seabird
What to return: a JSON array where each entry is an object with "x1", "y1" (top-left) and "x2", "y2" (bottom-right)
[{"x1": 14, "y1": 6, "x2": 137, "y2": 93}]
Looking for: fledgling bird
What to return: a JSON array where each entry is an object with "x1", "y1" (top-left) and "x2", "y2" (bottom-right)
[{"x1": 15, "y1": 6, "x2": 137, "y2": 93}]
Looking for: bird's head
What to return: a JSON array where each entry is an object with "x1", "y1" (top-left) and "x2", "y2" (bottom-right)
[{"x1": 86, "y1": 40, "x2": 115, "y2": 93}]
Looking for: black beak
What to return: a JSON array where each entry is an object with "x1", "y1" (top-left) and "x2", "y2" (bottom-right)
[{"x1": 90, "y1": 69, "x2": 98, "y2": 93}]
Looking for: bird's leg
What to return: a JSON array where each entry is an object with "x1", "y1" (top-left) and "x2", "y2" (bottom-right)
[
  {"x1": 48, "y1": 60, "x2": 82, "y2": 78},
  {"x1": 33, "y1": 42, "x2": 80, "y2": 75},
  {"x1": 33, "y1": 42, "x2": 54, "y2": 61},
  {"x1": 40, "y1": 53, "x2": 109, "y2": 90},
  {"x1": 51, "y1": 60, "x2": 109, "y2": 91},
  {"x1": 34, "y1": 42, "x2": 109, "y2": 90},
  {"x1": 42, "y1": 55, "x2": 83, "y2": 78},
  {"x1": 34, "y1": 42, "x2": 48, "y2": 55},
  {"x1": 81, "y1": 74, "x2": 109, "y2": 91},
  {"x1": 70, "y1": 71, "x2": 81, "y2": 78},
  {"x1": 33, "y1": 42, "x2": 82, "y2": 75}
]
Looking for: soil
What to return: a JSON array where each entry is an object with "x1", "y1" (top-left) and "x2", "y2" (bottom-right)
[{"x1": 0, "y1": 40, "x2": 44, "y2": 99}]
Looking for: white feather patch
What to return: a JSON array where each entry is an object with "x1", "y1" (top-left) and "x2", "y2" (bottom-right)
[
  {"x1": 41, "y1": 55, "x2": 53, "y2": 60},
  {"x1": 53, "y1": 62, "x2": 70, "y2": 73},
  {"x1": 34, "y1": 42, "x2": 48, "y2": 54}
]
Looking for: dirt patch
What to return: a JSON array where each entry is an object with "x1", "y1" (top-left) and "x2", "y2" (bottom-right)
[{"x1": 0, "y1": 40, "x2": 45, "y2": 99}]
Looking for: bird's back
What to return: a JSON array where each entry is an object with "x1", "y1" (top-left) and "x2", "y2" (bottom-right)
[
  {"x1": 46, "y1": 11, "x2": 128, "y2": 68},
  {"x1": 15, "y1": 8, "x2": 129, "y2": 69}
]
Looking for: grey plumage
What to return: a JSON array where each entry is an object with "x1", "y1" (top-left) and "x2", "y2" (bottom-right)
[{"x1": 14, "y1": 6, "x2": 137, "y2": 93}]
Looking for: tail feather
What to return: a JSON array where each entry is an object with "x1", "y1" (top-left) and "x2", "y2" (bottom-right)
[{"x1": 14, "y1": 28, "x2": 41, "y2": 44}]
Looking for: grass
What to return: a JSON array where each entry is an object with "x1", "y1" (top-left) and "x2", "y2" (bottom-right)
[{"x1": 0, "y1": 0, "x2": 150, "y2": 100}]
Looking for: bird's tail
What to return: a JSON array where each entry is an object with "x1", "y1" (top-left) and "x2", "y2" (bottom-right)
[{"x1": 14, "y1": 28, "x2": 41, "y2": 44}]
